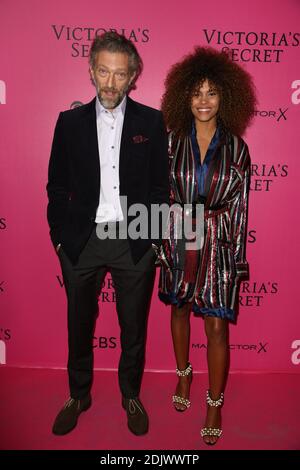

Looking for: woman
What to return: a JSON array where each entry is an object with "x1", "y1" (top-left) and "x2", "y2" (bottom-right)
[{"x1": 158, "y1": 47, "x2": 256, "y2": 445}]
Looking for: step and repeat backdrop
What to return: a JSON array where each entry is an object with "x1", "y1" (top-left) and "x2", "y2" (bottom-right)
[{"x1": 1, "y1": 0, "x2": 299, "y2": 372}]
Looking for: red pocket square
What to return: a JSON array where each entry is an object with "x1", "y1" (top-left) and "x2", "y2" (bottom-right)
[{"x1": 132, "y1": 135, "x2": 149, "y2": 144}]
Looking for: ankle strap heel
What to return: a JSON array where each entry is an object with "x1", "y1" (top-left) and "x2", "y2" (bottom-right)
[
  {"x1": 176, "y1": 362, "x2": 192, "y2": 377},
  {"x1": 206, "y1": 390, "x2": 224, "y2": 407},
  {"x1": 201, "y1": 390, "x2": 224, "y2": 444},
  {"x1": 172, "y1": 362, "x2": 193, "y2": 411}
]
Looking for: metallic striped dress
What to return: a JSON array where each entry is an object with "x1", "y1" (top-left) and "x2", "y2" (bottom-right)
[{"x1": 158, "y1": 125, "x2": 250, "y2": 321}]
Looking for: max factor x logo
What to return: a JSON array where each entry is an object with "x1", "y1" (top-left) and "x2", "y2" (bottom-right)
[
  {"x1": 192, "y1": 342, "x2": 268, "y2": 353},
  {"x1": 254, "y1": 108, "x2": 288, "y2": 121}
]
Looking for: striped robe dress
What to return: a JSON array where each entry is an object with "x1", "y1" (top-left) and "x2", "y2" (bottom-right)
[{"x1": 158, "y1": 128, "x2": 250, "y2": 321}]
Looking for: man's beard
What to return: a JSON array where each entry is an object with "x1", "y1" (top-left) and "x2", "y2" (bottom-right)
[{"x1": 97, "y1": 86, "x2": 127, "y2": 110}]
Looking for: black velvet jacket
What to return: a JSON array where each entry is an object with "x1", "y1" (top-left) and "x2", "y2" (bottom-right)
[{"x1": 47, "y1": 97, "x2": 169, "y2": 264}]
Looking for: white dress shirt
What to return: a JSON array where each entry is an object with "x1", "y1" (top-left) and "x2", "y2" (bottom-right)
[{"x1": 95, "y1": 95, "x2": 126, "y2": 223}]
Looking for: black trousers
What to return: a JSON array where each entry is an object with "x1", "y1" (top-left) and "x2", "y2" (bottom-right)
[{"x1": 58, "y1": 226, "x2": 156, "y2": 399}]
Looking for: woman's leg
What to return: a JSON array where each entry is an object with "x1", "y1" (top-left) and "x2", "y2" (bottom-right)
[
  {"x1": 171, "y1": 303, "x2": 192, "y2": 411},
  {"x1": 203, "y1": 316, "x2": 229, "y2": 444}
]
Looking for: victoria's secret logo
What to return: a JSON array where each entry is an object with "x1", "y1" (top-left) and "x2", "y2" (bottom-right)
[
  {"x1": 0, "y1": 328, "x2": 11, "y2": 341},
  {"x1": 0, "y1": 219, "x2": 7, "y2": 296},
  {"x1": 239, "y1": 281, "x2": 278, "y2": 307},
  {"x1": 248, "y1": 229, "x2": 256, "y2": 243},
  {"x1": 57, "y1": 274, "x2": 116, "y2": 302},
  {"x1": 250, "y1": 163, "x2": 288, "y2": 192},
  {"x1": 0, "y1": 328, "x2": 11, "y2": 365},
  {"x1": 0, "y1": 218, "x2": 7, "y2": 229},
  {"x1": 51, "y1": 25, "x2": 150, "y2": 58},
  {"x1": 203, "y1": 29, "x2": 300, "y2": 63}
]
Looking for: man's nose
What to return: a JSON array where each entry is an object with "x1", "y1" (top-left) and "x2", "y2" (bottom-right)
[{"x1": 106, "y1": 73, "x2": 115, "y2": 88}]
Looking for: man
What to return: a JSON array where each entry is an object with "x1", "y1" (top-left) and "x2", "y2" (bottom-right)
[{"x1": 47, "y1": 32, "x2": 169, "y2": 436}]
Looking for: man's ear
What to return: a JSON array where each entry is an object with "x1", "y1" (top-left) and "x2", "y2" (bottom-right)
[{"x1": 128, "y1": 71, "x2": 136, "y2": 86}]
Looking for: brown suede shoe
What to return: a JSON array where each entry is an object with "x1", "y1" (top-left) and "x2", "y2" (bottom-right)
[
  {"x1": 52, "y1": 394, "x2": 92, "y2": 435},
  {"x1": 122, "y1": 397, "x2": 149, "y2": 436}
]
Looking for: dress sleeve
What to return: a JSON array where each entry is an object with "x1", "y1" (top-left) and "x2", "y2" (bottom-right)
[{"x1": 230, "y1": 144, "x2": 250, "y2": 278}]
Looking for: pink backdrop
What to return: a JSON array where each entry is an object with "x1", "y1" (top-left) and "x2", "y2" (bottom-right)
[{"x1": 1, "y1": 0, "x2": 299, "y2": 372}]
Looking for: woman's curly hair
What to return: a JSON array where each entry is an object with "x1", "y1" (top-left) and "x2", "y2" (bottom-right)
[{"x1": 161, "y1": 47, "x2": 257, "y2": 137}]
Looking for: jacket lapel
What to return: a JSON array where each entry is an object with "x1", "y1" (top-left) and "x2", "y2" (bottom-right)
[
  {"x1": 81, "y1": 98, "x2": 101, "y2": 201},
  {"x1": 204, "y1": 131, "x2": 230, "y2": 207},
  {"x1": 119, "y1": 97, "x2": 143, "y2": 195}
]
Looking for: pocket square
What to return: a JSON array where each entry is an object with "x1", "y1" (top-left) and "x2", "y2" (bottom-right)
[{"x1": 132, "y1": 135, "x2": 149, "y2": 144}]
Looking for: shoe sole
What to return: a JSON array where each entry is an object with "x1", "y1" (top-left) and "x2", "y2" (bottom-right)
[{"x1": 128, "y1": 425, "x2": 149, "y2": 436}]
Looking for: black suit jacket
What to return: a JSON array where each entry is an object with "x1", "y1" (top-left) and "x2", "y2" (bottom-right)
[{"x1": 47, "y1": 97, "x2": 169, "y2": 265}]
